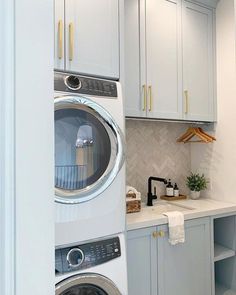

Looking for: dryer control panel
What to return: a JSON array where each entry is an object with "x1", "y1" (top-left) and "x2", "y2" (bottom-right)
[
  {"x1": 54, "y1": 71, "x2": 118, "y2": 98},
  {"x1": 55, "y1": 237, "x2": 121, "y2": 275}
]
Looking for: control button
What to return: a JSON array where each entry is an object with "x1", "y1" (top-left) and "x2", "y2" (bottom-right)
[
  {"x1": 66, "y1": 248, "x2": 84, "y2": 269},
  {"x1": 64, "y1": 75, "x2": 82, "y2": 90}
]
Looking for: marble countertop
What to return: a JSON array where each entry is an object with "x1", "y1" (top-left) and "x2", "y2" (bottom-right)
[{"x1": 126, "y1": 198, "x2": 236, "y2": 231}]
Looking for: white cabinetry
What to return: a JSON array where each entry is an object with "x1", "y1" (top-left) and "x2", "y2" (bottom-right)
[
  {"x1": 124, "y1": 0, "x2": 216, "y2": 122},
  {"x1": 54, "y1": 0, "x2": 120, "y2": 79}
]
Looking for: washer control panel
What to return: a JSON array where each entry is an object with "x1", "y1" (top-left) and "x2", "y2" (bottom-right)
[
  {"x1": 54, "y1": 71, "x2": 118, "y2": 98},
  {"x1": 55, "y1": 237, "x2": 121, "y2": 275}
]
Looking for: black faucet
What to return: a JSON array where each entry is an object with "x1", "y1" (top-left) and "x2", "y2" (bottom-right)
[{"x1": 147, "y1": 176, "x2": 168, "y2": 206}]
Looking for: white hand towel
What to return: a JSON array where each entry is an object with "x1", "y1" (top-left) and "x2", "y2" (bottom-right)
[{"x1": 163, "y1": 211, "x2": 185, "y2": 245}]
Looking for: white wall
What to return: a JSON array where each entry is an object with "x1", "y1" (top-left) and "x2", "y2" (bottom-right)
[
  {"x1": 191, "y1": 0, "x2": 236, "y2": 202},
  {"x1": 0, "y1": 0, "x2": 54, "y2": 294},
  {"x1": 0, "y1": 1, "x2": 15, "y2": 294},
  {"x1": 15, "y1": 0, "x2": 54, "y2": 294}
]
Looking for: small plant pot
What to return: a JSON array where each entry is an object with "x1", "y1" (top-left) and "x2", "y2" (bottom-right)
[{"x1": 190, "y1": 190, "x2": 201, "y2": 200}]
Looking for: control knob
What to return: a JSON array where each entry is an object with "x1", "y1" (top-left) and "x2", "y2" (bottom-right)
[
  {"x1": 64, "y1": 75, "x2": 82, "y2": 90},
  {"x1": 66, "y1": 248, "x2": 84, "y2": 269}
]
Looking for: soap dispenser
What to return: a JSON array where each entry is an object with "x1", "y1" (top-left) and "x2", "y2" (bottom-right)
[
  {"x1": 166, "y1": 179, "x2": 174, "y2": 197},
  {"x1": 174, "y1": 183, "x2": 179, "y2": 197}
]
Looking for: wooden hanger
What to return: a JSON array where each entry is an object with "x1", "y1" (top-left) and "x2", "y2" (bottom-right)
[
  {"x1": 176, "y1": 127, "x2": 194, "y2": 142},
  {"x1": 198, "y1": 127, "x2": 216, "y2": 141},
  {"x1": 177, "y1": 127, "x2": 216, "y2": 143}
]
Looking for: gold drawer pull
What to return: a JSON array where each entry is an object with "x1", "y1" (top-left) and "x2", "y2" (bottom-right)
[
  {"x1": 152, "y1": 231, "x2": 165, "y2": 238},
  {"x1": 152, "y1": 231, "x2": 159, "y2": 238},
  {"x1": 58, "y1": 20, "x2": 63, "y2": 59},
  {"x1": 69, "y1": 22, "x2": 74, "y2": 61},
  {"x1": 159, "y1": 230, "x2": 165, "y2": 238},
  {"x1": 148, "y1": 85, "x2": 152, "y2": 112},
  {"x1": 142, "y1": 85, "x2": 147, "y2": 111},
  {"x1": 184, "y1": 90, "x2": 189, "y2": 114}
]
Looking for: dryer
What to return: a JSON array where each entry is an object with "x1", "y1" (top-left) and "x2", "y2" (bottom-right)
[
  {"x1": 54, "y1": 72, "x2": 126, "y2": 246},
  {"x1": 55, "y1": 234, "x2": 128, "y2": 295}
]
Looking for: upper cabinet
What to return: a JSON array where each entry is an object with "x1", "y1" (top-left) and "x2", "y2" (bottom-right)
[
  {"x1": 54, "y1": 0, "x2": 120, "y2": 79},
  {"x1": 124, "y1": 0, "x2": 144, "y2": 117},
  {"x1": 182, "y1": 1, "x2": 215, "y2": 121},
  {"x1": 54, "y1": 0, "x2": 65, "y2": 71},
  {"x1": 124, "y1": 0, "x2": 216, "y2": 122},
  {"x1": 146, "y1": 0, "x2": 182, "y2": 120}
]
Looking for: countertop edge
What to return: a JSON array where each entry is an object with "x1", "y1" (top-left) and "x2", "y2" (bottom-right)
[{"x1": 126, "y1": 200, "x2": 236, "y2": 231}]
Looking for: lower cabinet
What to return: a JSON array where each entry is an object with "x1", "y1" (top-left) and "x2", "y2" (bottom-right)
[
  {"x1": 127, "y1": 217, "x2": 211, "y2": 295},
  {"x1": 127, "y1": 227, "x2": 158, "y2": 295},
  {"x1": 213, "y1": 215, "x2": 236, "y2": 294}
]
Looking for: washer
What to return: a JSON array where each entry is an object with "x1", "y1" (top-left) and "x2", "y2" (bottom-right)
[
  {"x1": 55, "y1": 234, "x2": 128, "y2": 295},
  {"x1": 54, "y1": 72, "x2": 126, "y2": 246}
]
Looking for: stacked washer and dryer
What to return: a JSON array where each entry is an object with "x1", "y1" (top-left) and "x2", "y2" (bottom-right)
[{"x1": 54, "y1": 72, "x2": 127, "y2": 295}]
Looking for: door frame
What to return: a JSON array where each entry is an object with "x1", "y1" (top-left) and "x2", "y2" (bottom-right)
[
  {"x1": 0, "y1": 0, "x2": 16, "y2": 294},
  {"x1": 0, "y1": 0, "x2": 54, "y2": 295}
]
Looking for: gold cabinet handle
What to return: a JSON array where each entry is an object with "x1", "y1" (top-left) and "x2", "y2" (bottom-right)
[
  {"x1": 159, "y1": 230, "x2": 165, "y2": 238},
  {"x1": 142, "y1": 85, "x2": 147, "y2": 111},
  {"x1": 152, "y1": 231, "x2": 165, "y2": 238},
  {"x1": 184, "y1": 90, "x2": 189, "y2": 114},
  {"x1": 148, "y1": 85, "x2": 152, "y2": 112},
  {"x1": 152, "y1": 231, "x2": 159, "y2": 238},
  {"x1": 58, "y1": 20, "x2": 63, "y2": 59},
  {"x1": 69, "y1": 22, "x2": 74, "y2": 61}
]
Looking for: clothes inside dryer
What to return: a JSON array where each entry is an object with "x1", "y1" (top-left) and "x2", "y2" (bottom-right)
[
  {"x1": 55, "y1": 108, "x2": 111, "y2": 191},
  {"x1": 59, "y1": 284, "x2": 107, "y2": 295}
]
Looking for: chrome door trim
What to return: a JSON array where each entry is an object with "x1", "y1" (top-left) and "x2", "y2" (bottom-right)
[
  {"x1": 54, "y1": 94, "x2": 125, "y2": 204},
  {"x1": 55, "y1": 273, "x2": 122, "y2": 295}
]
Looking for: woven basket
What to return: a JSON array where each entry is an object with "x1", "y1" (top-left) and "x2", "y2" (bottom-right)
[
  {"x1": 126, "y1": 199, "x2": 141, "y2": 214},
  {"x1": 126, "y1": 190, "x2": 141, "y2": 214}
]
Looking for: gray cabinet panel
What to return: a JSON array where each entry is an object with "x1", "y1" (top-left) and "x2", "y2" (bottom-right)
[
  {"x1": 124, "y1": 0, "x2": 146, "y2": 117},
  {"x1": 127, "y1": 218, "x2": 212, "y2": 295},
  {"x1": 54, "y1": 0, "x2": 65, "y2": 71},
  {"x1": 146, "y1": 0, "x2": 182, "y2": 120},
  {"x1": 157, "y1": 218, "x2": 211, "y2": 295},
  {"x1": 54, "y1": 0, "x2": 120, "y2": 79},
  {"x1": 127, "y1": 227, "x2": 158, "y2": 295},
  {"x1": 65, "y1": 0, "x2": 119, "y2": 79},
  {"x1": 124, "y1": 0, "x2": 216, "y2": 122},
  {"x1": 182, "y1": 1, "x2": 215, "y2": 121}
]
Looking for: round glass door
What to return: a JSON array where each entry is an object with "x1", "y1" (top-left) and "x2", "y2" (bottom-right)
[
  {"x1": 58, "y1": 283, "x2": 108, "y2": 295},
  {"x1": 54, "y1": 95, "x2": 125, "y2": 204},
  {"x1": 55, "y1": 274, "x2": 122, "y2": 295}
]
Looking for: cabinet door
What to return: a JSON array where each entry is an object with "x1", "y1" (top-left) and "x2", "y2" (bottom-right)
[
  {"x1": 65, "y1": 0, "x2": 119, "y2": 79},
  {"x1": 182, "y1": 1, "x2": 215, "y2": 122},
  {"x1": 124, "y1": 0, "x2": 147, "y2": 117},
  {"x1": 127, "y1": 227, "x2": 158, "y2": 295},
  {"x1": 146, "y1": 0, "x2": 182, "y2": 120},
  {"x1": 157, "y1": 218, "x2": 211, "y2": 295},
  {"x1": 54, "y1": 0, "x2": 65, "y2": 70}
]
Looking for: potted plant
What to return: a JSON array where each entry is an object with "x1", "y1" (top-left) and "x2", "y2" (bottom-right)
[{"x1": 186, "y1": 172, "x2": 208, "y2": 200}]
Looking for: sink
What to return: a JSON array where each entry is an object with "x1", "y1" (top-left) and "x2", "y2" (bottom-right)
[{"x1": 142, "y1": 201, "x2": 194, "y2": 215}]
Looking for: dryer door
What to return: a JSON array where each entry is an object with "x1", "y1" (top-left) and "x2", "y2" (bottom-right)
[
  {"x1": 55, "y1": 274, "x2": 122, "y2": 295},
  {"x1": 54, "y1": 95, "x2": 125, "y2": 204}
]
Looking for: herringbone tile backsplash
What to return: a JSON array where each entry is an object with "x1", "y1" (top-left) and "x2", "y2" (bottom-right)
[{"x1": 126, "y1": 119, "x2": 191, "y2": 201}]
